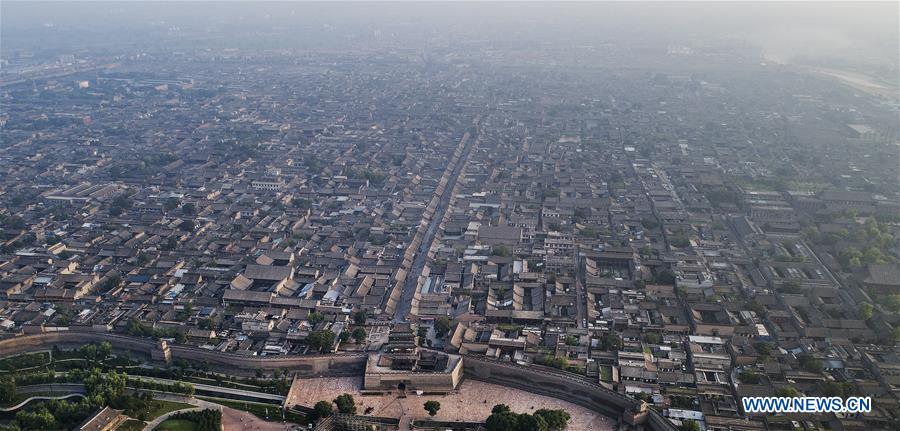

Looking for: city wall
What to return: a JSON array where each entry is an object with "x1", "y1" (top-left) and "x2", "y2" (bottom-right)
[
  {"x1": 0, "y1": 330, "x2": 367, "y2": 377},
  {"x1": 0, "y1": 331, "x2": 675, "y2": 430},
  {"x1": 462, "y1": 355, "x2": 676, "y2": 431}
]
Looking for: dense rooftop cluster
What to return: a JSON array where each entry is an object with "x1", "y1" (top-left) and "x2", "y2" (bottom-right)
[{"x1": 1, "y1": 35, "x2": 898, "y2": 431}]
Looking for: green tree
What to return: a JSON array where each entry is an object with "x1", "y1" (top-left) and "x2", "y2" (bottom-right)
[
  {"x1": 15, "y1": 408, "x2": 56, "y2": 430},
  {"x1": 599, "y1": 334, "x2": 623, "y2": 352},
  {"x1": 351, "y1": 327, "x2": 367, "y2": 344},
  {"x1": 82, "y1": 368, "x2": 126, "y2": 403},
  {"x1": 163, "y1": 236, "x2": 178, "y2": 251},
  {"x1": 641, "y1": 217, "x2": 660, "y2": 230},
  {"x1": 537, "y1": 356, "x2": 568, "y2": 369},
  {"x1": 517, "y1": 413, "x2": 548, "y2": 431},
  {"x1": 485, "y1": 406, "x2": 564, "y2": 431},
  {"x1": 738, "y1": 369, "x2": 761, "y2": 384},
  {"x1": 654, "y1": 269, "x2": 676, "y2": 285},
  {"x1": 79, "y1": 344, "x2": 98, "y2": 362},
  {"x1": 485, "y1": 411, "x2": 519, "y2": 431},
  {"x1": 164, "y1": 197, "x2": 179, "y2": 212},
  {"x1": 109, "y1": 193, "x2": 133, "y2": 216},
  {"x1": 198, "y1": 317, "x2": 217, "y2": 330},
  {"x1": 100, "y1": 274, "x2": 122, "y2": 293},
  {"x1": 353, "y1": 311, "x2": 367, "y2": 325},
  {"x1": 98, "y1": 341, "x2": 112, "y2": 360},
  {"x1": 819, "y1": 381, "x2": 854, "y2": 398},
  {"x1": 491, "y1": 245, "x2": 510, "y2": 257},
  {"x1": 775, "y1": 386, "x2": 799, "y2": 397},
  {"x1": 434, "y1": 316, "x2": 452, "y2": 337},
  {"x1": 307, "y1": 312, "x2": 325, "y2": 326},
  {"x1": 748, "y1": 300, "x2": 768, "y2": 318},
  {"x1": 798, "y1": 354, "x2": 824, "y2": 374},
  {"x1": 0, "y1": 422, "x2": 20, "y2": 431},
  {"x1": 177, "y1": 302, "x2": 194, "y2": 321},
  {"x1": 642, "y1": 333, "x2": 661, "y2": 344},
  {"x1": 681, "y1": 419, "x2": 700, "y2": 431},
  {"x1": 424, "y1": 400, "x2": 441, "y2": 417},
  {"x1": 884, "y1": 295, "x2": 900, "y2": 314},
  {"x1": 534, "y1": 409, "x2": 570, "y2": 430},
  {"x1": 306, "y1": 330, "x2": 336, "y2": 353},
  {"x1": 126, "y1": 318, "x2": 148, "y2": 337},
  {"x1": 669, "y1": 231, "x2": 691, "y2": 248},
  {"x1": 313, "y1": 400, "x2": 333, "y2": 419},
  {"x1": 333, "y1": 393, "x2": 356, "y2": 414},
  {"x1": 0, "y1": 376, "x2": 16, "y2": 404},
  {"x1": 178, "y1": 220, "x2": 195, "y2": 232},
  {"x1": 858, "y1": 303, "x2": 874, "y2": 320}
]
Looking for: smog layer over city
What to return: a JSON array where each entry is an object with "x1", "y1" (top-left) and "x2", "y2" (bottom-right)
[{"x1": 0, "y1": 2, "x2": 898, "y2": 431}]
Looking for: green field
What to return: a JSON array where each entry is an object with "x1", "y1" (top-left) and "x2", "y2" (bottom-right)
[
  {"x1": 116, "y1": 419, "x2": 146, "y2": 431},
  {"x1": 599, "y1": 365, "x2": 612, "y2": 381},
  {"x1": 143, "y1": 400, "x2": 196, "y2": 421},
  {"x1": 154, "y1": 418, "x2": 197, "y2": 431},
  {"x1": 197, "y1": 396, "x2": 306, "y2": 424}
]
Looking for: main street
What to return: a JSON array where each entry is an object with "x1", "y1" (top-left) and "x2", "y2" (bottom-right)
[{"x1": 394, "y1": 120, "x2": 480, "y2": 322}]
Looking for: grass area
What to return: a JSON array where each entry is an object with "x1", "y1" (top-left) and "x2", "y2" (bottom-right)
[
  {"x1": 496, "y1": 324, "x2": 523, "y2": 332},
  {"x1": 0, "y1": 394, "x2": 30, "y2": 409},
  {"x1": 116, "y1": 419, "x2": 146, "y2": 431},
  {"x1": 142, "y1": 400, "x2": 196, "y2": 421},
  {"x1": 178, "y1": 375, "x2": 286, "y2": 395},
  {"x1": 787, "y1": 181, "x2": 830, "y2": 192},
  {"x1": 154, "y1": 418, "x2": 197, "y2": 431},
  {"x1": 599, "y1": 365, "x2": 612, "y2": 382},
  {"x1": 0, "y1": 352, "x2": 50, "y2": 372},
  {"x1": 197, "y1": 396, "x2": 306, "y2": 424}
]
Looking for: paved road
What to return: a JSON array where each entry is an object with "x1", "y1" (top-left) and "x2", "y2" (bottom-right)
[
  {"x1": 399, "y1": 415, "x2": 413, "y2": 431},
  {"x1": 574, "y1": 245, "x2": 586, "y2": 329},
  {"x1": 131, "y1": 375, "x2": 285, "y2": 402},
  {"x1": 394, "y1": 122, "x2": 479, "y2": 322},
  {"x1": 17, "y1": 383, "x2": 86, "y2": 395}
]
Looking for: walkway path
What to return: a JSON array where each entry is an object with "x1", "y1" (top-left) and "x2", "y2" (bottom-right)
[
  {"x1": 0, "y1": 393, "x2": 85, "y2": 412},
  {"x1": 398, "y1": 415, "x2": 413, "y2": 431}
]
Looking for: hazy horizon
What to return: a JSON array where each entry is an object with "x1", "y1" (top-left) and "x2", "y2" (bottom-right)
[{"x1": 3, "y1": 2, "x2": 898, "y2": 78}]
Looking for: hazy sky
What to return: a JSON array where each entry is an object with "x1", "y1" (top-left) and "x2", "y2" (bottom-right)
[{"x1": 2, "y1": 2, "x2": 897, "y2": 69}]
